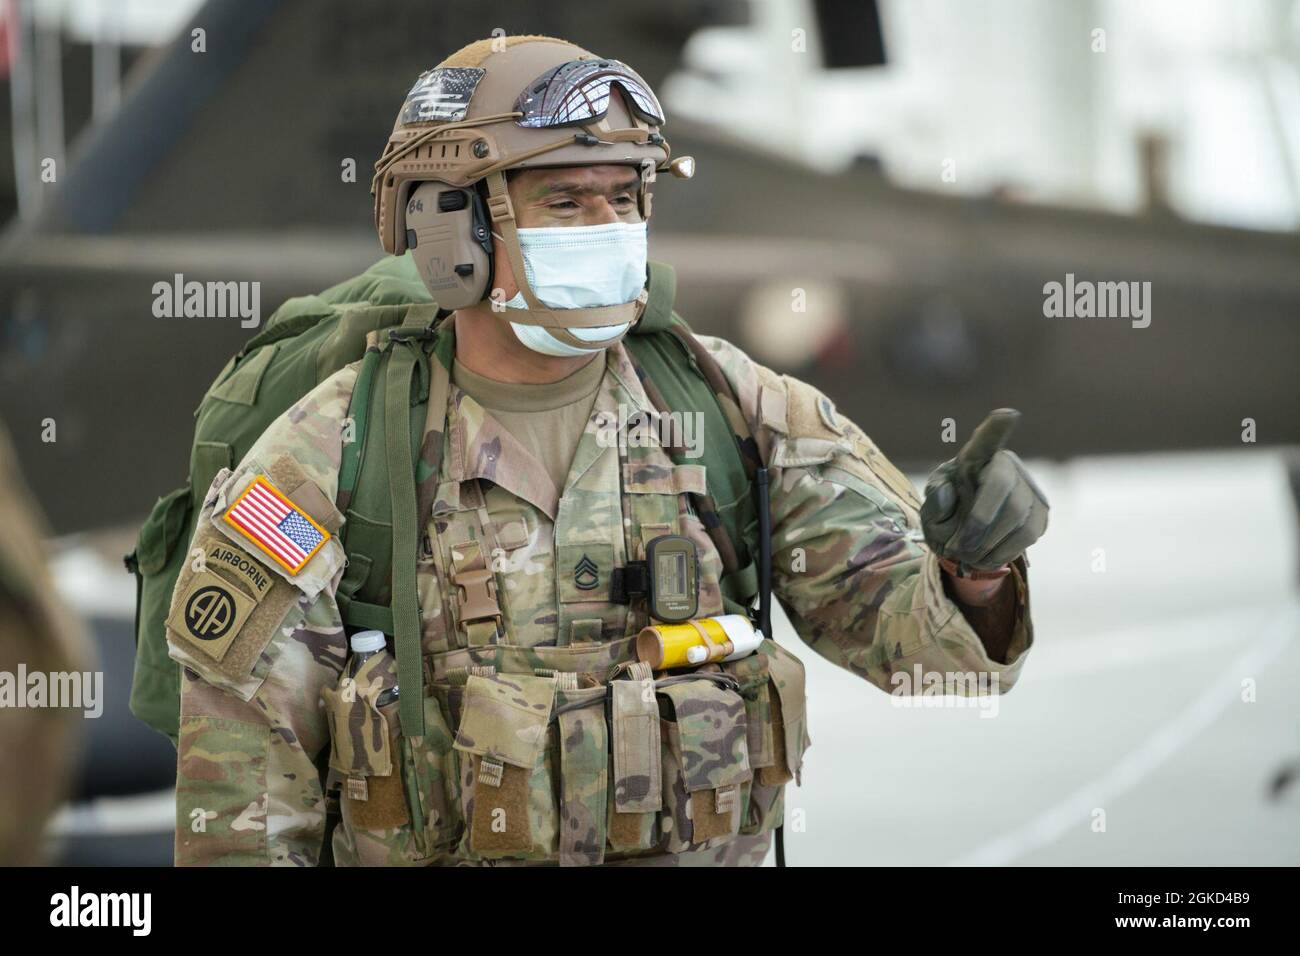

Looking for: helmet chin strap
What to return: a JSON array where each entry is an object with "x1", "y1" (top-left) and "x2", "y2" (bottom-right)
[{"x1": 483, "y1": 170, "x2": 649, "y2": 347}]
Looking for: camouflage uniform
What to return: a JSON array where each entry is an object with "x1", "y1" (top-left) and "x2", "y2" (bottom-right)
[{"x1": 168, "y1": 334, "x2": 1033, "y2": 866}]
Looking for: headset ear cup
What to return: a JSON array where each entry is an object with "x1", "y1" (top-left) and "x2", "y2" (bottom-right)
[{"x1": 405, "y1": 181, "x2": 492, "y2": 309}]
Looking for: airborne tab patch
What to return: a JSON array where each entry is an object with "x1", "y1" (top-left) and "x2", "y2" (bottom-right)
[
  {"x1": 204, "y1": 542, "x2": 274, "y2": 599},
  {"x1": 223, "y1": 475, "x2": 330, "y2": 576}
]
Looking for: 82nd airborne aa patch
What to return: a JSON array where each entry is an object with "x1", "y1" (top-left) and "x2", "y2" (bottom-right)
[
  {"x1": 166, "y1": 570, "x2": 258, "y2": 662},
  {"x1": 223, "y1": 475, "x2": 330, "y2": 576}
]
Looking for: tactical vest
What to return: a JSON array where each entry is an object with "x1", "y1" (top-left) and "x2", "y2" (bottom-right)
[{"x1": 128, "y1": 254, "x2": 810, "y2": 865}]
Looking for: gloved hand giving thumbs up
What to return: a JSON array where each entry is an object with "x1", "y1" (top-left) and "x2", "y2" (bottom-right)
[{"x1": 920, "y1": 409, "x2": 1049, "y2": 574}]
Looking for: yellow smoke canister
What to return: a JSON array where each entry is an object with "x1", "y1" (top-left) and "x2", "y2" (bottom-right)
[{"x1": 636, "y1": 614, "x2": 763, "y2": 670}]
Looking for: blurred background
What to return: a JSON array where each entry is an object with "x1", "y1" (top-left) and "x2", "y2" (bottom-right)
[{"x1": 0, "y1": 0, "x2": 1297, "y2": 865}]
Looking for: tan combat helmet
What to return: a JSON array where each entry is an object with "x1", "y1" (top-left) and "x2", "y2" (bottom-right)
[{"x1": 372, "y1": 35, "x2": 694, "y2": 348}]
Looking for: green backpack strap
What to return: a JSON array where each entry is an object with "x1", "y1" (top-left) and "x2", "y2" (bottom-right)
[
  {"x1": 636, "y1": 262, "x2": 762, "y2": 474},
  {"x1": 335, "y1": 304, "x2": 442, "y2": 737},
  {"x1": 336, "y1": 337, "x2": 383, "y2": 513},
  {"x1": 663, "y1": 324, "x2": 763, "y2": 476},
  {"x1": 384, "y1": 326, "x2": 428, "y2": 738},
  {"x1": 626, "y1": 275, "x2": 764, "y2": 612},
  {"x1": 333, "y1": 338, "x2": 393, "y2": 636},
  {"x1": 635, "y1": 260, "x2": 678, "y2": 334}
]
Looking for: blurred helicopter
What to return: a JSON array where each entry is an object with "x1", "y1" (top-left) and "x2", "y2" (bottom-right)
[{"x1": 1, "y1": 0, "x2": 1297, "y2": 535}]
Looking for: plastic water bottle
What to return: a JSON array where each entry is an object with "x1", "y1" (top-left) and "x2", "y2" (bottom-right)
[{"x1": 348, "y1": 630, "x2": 399, "y2": 705}]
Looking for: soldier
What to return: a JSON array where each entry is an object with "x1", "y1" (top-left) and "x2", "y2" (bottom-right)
[
  {"x1": 166, "y1": 36, "x2": 1047, "y2": 866},
  {"x1": 0, "y1": 421, "x2": 93, "y2": 865}
]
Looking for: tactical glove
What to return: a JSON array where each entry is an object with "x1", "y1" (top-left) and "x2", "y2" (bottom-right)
[{"x1": 920, "y1": 408, "x2": 1049, "y2": 572}]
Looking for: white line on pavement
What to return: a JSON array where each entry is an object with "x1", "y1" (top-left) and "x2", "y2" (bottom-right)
[{"x1": 946, "y1": 601, "x2": 1299, "y2": 866}]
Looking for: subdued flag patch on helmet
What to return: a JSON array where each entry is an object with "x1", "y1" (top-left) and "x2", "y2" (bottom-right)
[
  {"x1": 399, "y1": 67, "x2": 486, "y2": 125},
  {"x1": 223, "y1": 475, "x2": 330, "y2": 575}
]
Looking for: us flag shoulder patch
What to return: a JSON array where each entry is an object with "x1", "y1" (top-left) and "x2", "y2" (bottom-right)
[{"x1": 223, "y1": 475, "x2": 330, "y2": 576}]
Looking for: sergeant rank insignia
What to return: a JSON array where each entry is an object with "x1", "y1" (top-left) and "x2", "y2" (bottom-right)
[
  {"x1": 574, "y1": 553, "x2": 600, "y2": 591},
  {"x1": 223, "y1": 475, "x2": 330, "y2": 575}
]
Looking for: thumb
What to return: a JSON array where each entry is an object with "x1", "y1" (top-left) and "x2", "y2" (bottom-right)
[{"x1": 956, "y1": 408, "x2": 1020, "y2": 485}]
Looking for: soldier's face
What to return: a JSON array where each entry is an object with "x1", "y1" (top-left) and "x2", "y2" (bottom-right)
[{"x1": 489, "y1": 164, "x2": 646, "y2": 304}]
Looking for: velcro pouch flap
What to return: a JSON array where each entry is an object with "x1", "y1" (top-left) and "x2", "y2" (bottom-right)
[
  {"x1": 459, "y1": 673, "x2": 558, "y2": 859},
  {"x1": 723, "y1": 650, "x2": 775, "y2": 771},
  {"x1": 557, "y1": 687, "x2": 608, "y2": 867},
  {"x1": 660, "y1": 680, "x2": 752, "y2": 793},
  {"x1": 454, "y1": 672, "x2": 557, "y2": 769},
  {"x1": 762, "y1": 643, "x2": 809, "y2": 785},
  {"x1": 611, "y1": 675, "x2": 662, "y2": 813}
]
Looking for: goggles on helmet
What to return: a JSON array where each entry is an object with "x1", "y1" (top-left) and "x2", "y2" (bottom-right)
[{"x1": 514, "y1": 58, "x2": 665, "y2": 129}]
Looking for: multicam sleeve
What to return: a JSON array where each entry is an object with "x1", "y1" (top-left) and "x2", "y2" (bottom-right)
[
  {"x1": 698, "y1": 335, "x2": 1033, "y2": 695},
  {"x1": 171, "y1": 365, "x2": 359, "y2": 865}
]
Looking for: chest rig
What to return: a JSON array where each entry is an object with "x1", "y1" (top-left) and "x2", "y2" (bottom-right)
[{"x1": 324, "y1": 296, "x2": 808, "y2": 866}]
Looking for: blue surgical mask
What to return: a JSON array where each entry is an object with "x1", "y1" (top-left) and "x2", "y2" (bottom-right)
[{"x1": 502, "y1": 221, "x2": 647, "y2": 357}]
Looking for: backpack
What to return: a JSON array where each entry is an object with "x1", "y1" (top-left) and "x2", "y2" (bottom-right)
[{"x1": 126, "y1": 254, "x2": 762, "y2": 743}]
